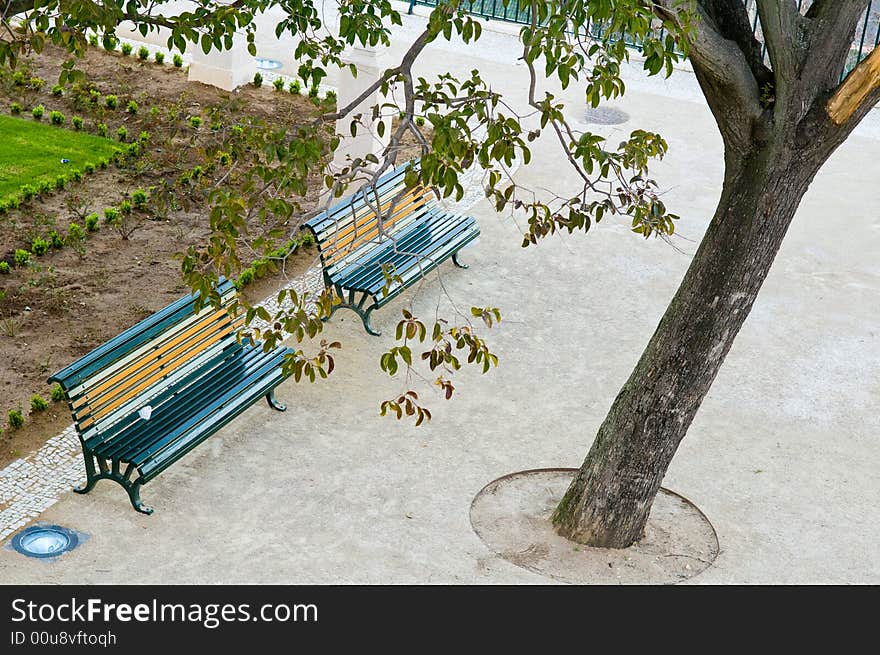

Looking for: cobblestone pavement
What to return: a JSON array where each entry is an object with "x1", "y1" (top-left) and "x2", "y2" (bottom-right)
[{"x1": 0, "y1": 152, "x2": 515, "y2": 542}]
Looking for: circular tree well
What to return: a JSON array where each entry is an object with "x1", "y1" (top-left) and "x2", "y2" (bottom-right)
[{"x1": 470, "y1": 468, "x2": 718, "y2": 584}]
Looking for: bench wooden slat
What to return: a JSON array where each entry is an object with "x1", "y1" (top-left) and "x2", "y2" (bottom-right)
[
  {"x1": 50, "y1": 279, "x2": 236, "y2": 391},
  {"x1": 321, "y1": 187, "x2": 432, "y2": 269},
  {"x1": 97, "y1": 345, "x2": 280, "y2": 462},
  {"x1": 131, "y1": 348, "x2": 290, "y2": 469},
  {"x1": 336, "y1": 212, "x2": 478, "y2": 295},
  {"x1": 84, "y1": 342, "x2": 246, "y2": 452},
  {"x1": 306, "y1": 165, "x2": 410, "y2": 235},
  {"x1": 72, "y1": 305, "x2": 234, "y2": 407},
  {"x1": 71, "y1": 307, "x2": 243, "y2": 436}
]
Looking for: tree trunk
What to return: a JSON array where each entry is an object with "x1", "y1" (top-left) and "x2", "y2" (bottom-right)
[{"x1": 551, "y1": 141, "x2": 826, "y2": 548}]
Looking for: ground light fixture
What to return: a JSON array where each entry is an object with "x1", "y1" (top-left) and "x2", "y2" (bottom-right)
[
  {"x1": 11, "y1": 524, "x2": 79, "y2": 559},
  {"x1": 254, "y1": 58, "x2": 283, "y2": 70}
]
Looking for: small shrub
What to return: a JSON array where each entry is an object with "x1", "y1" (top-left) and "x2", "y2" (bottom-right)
[
  {"x1": 415, "y1": 116, "x2": 426, "y2": 127},
  {"x1": 67, "y1": 222, "x2": 85, "y2": 242},
  {"x1": 148, "y1": 106, "x2": 159, "y2": 120},
  {"x1": 7, "y1": 408, "x2": 24, "y2": 430},
  {"x1": 126, "y1": 99, "x2": 138, "y2": 114},
  {"x1": 210, "y1": 120, "x2": 222, "y2": 131},
  {"x1": 96, "y1": 123, "x2": 108, "y2": 137},
  {"x1": 48, "y1": 230, "x2": 64, "y2": 249},
  {"x1": 88, "y1": 34, "x2": 99, "y2": 47},
  {"x1": 137, "y1": 46, "x2": 149, "y2": 60},
  {"x1": 28, "y1": 77, "x2": 45, "y2": 91},
  {"x1": 104, "y1": 94, "x2": 118, "y2": 109},
  {"x1": 119, "y1": 199, "x2": 133, "y2": 215},
  {"x1": 51, "y1": 383, "x2": 65, "y2": 402},
  {"x1": 273, "y1": 77, "x2": 284, "y2": 91},
  {"x1": 89, "y1": 88, "x2": 100, "y2": 103},
  {"x1": 132, "y1": 188, "x2": 148, "y2": 209},
  {"x1": 97, "y1": 157, "x2": 109, "y2": 169},
  {"x1": 154, "y1": 51, "x2": 165, "y2": 65},
  {"x1": 189, "y1": 115, "x2": 202, "y2": 129},
  {"x1": 38, "y1": 179, "x2": 52, "y2": 195},
  {"x1": 324, "y1": 89, "x2": 337, "y2": 104},
  {"x1": 103, "y1": 207, "x2": 119, "y2": 224},
  {"x1": 252, "y1": 71, "x2": 263, "y2": 87},
  {"x1": 9, "y1": 102, "x2": 21, "y2": 115},
  {"x1": 12, "y1": 70, "x2": 25, "y2": 86},
  {"x1": 54, "y1": 175, "x2": 66, "y2": 190},
  {"x1": 217, "y1": 151, "x2": 231, "y2": 166},
  {"x1": 71, "y1": 169, "x2": 83, "y2": 182},
  {"x1": 121, "y1": 42, "x2": 133, "y2": 56},
  {"x1": 103, "y1": 35, "x2": 118, "y2": 51},
  {"x1": 231, "y1": 125, "x2": 243, "y2": 137},
  {"x1": 31, "y1": 104, "x2": 44, "y2": 120},
  {"x1": 85, "y1": 212, "x2": 99, "y2": 232},
  {"x1": 308, "y1": 85, "x2": 319, "y2": 99},
  {"x1": 190, "y1": 165, "x2": 203, "y2": 180},
  {"x1": 126, "y1": 142, "x2": 140, "y2": 157},
  {"x1": 116, "y1": 126, "x2": 128, "y2": 142},
  {"x1": 0, "y1": 262, "x2": 10, "y2": 274},
  {"x1": 237, "y1": 267, "x2": 255, "y2": 287},
  {"x1": 31, "y1": 236, "x2": 49, "y2": 255},
  {"x1": 138, "y1": 130, "x2": 150, "y2": 143},
  {"x1": 288, "y1": 80, "x2": 301, "y2": 94},
  {"x1": 71, "y1": 115, "x2": 84, "y2": 130},
  {"x1": 83, "y1": 162, "x2": 95, "y2": 174},
  {"x1": 30, "y1": 394, "x2": 49, "y2": 412},
  {"x1": 173, "y1": 53, "x2": 183, "y2": 68},
  {"x1": 49, "y1": 110, "x2": 65, "y2": 125},
  {"x1": 14, "y1": 249, "x2": 30, "y2": 267},
  {"x1": 19, "y1": 184, "x2": 36, "y2": 201},
  {"x1": 51, "y1": 84, "x2": 63, "y2": 97}
]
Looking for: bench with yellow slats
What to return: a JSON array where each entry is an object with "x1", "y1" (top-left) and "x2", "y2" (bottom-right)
[
  {"x1": 304, "y1": 161, "x2": 480, "y2": 335},
  {"x1": 48, "y1": 278, "x2": 294, "y2": 514}
]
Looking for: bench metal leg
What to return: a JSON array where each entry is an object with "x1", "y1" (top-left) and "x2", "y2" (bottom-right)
[
  {"x1": 73, "y1": 449, "x2": 154, "y2": 514},
  {"x1": 127, "y1": 480, "x2": 153, "y2": 515},
  {"x1": 323, "y1": 288, "x2": 382, "y2": 336},
  {"x1": 452, "y1": 252, "x2": 469, "y2": 269},
  {"x1": 266, "y1": 390, "x2": 287, "y2": 412},
  {"x1": 73, "y1": 449, "x2": 99, "y2": 494}
]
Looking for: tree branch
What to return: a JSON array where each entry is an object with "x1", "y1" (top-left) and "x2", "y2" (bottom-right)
[
  {"x1": 1, "y1": 0, "x2": 34, "y2": 19},
  {"x1": 653, "y1": 0, "x2": 763, "y2": 151},
  {"x1": 754, "y1": 0, "x2": 804, "y2": 86},
  {"x1": 826, "y1": 45, "x2": 880, "y2": 125},
  {"x1": 695, "y1": 0, "x2": 772, "y2": 88},
  {"x1": 802, "y1": 0, "x2": 872, "y2": 91}
]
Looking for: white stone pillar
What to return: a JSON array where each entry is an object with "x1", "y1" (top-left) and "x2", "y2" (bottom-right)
[
  {"x1": 333, "y1": 46, "x2": 393, "y2": 174},
  {"x1": 188, "y1": 34, "x2": 254, "y2": 91}
]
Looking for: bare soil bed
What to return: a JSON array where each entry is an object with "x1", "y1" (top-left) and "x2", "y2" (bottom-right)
[{"x1": 0, "y1": 43, "x2": 330, "y2": 467}]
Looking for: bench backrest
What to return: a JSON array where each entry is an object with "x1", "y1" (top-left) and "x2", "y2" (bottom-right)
[
  {"x1": 48, "y1": 279, "x2": 243, "y2": 443},
  {"x1": 304, "y1": 163, "x2": 437, "y2": 278}
]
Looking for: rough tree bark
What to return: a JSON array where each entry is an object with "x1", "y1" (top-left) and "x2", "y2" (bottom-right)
[{"x1": 552, "y1": 0, "x2": 880, "y2": 548}]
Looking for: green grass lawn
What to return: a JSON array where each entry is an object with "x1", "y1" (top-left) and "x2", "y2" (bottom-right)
[{"x1": 0, "y1": 114, "x2": 120, "y2": 198}]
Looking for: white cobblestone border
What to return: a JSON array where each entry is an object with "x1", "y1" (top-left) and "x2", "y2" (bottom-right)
[{"x1": 0, "y1": 151, "x2": 519, "y2": 541}]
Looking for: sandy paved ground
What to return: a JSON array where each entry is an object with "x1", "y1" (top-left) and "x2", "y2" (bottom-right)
[{"x1": 1, "y1": 5, "x2": 878, "y2": 584}]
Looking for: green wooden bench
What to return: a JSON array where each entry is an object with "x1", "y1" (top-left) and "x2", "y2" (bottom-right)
[
  {"x1": 303, "y1": 162, "x2": 480, "y2": 336},
  {"x1": 48, "y1": 278, "x2": 294, "y2": 514}
]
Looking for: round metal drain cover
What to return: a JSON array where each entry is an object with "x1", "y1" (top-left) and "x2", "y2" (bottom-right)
[
  {"x1": 12, "y1": 525, "x2": 79, "y2": 558},
  {"x1": 254, "y1": 58, "x2": 282, "y2": 70},
  {"x1": 583, "y1": 107, "x2": 630, "y2": 125}
]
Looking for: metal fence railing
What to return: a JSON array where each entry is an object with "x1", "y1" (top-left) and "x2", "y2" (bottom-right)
[{"x1": 408, "y1": 0, "x2": 879, "y2": 76}]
